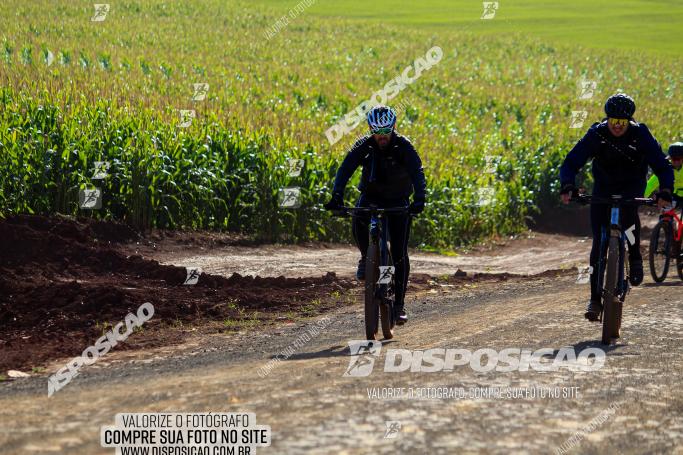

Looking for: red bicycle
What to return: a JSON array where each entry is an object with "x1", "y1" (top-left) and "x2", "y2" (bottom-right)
[{"x1": 648, "y1": 204, "x2": 683, "y2": 282}]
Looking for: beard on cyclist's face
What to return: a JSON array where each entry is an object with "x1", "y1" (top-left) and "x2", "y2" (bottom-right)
[
  {"x1": 607, "y1": 119, "x2": 629, "y2": 137},
  {"x1": 372, "y1": 130, "x2": 393, "y2": 149}
]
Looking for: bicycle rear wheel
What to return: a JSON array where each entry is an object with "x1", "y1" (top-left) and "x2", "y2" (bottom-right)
[
  {"x1": 649, "y1": 219, "x2": 672, "y2": 283},
  {"x1": 602, "y1": 237, "x2": 620, "y2": 344},
  {"x1": 364, "y1": 242, "x2": 380, "y2": 340},
  {"x1": 674, "y1": 238, "x2": 683, "y2": 281}
]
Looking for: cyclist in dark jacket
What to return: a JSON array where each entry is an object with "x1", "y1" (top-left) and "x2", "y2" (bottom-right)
[
  {"x1": 325, "y1": 105, "x2": 427, "y2": 325},
  {"x1": 559, "y1": 93, "x2": 673, "y2": 321}
]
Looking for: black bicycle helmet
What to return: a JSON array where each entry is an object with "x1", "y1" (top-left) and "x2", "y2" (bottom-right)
[
  {"x1": 669, "y1": 142, "x2": 683, "y2": 158},
  {"x1": 604, "y1": 93, "x2": 636, "y2": 119}
]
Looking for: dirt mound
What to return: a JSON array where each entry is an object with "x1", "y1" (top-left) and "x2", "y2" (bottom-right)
[{"x1": 0, "y1": 215, "x2": 353, "y2": 371}]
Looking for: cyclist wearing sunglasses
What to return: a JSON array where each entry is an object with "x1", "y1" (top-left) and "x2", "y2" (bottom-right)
[
  {"x1": 324, "y1": 105, "x2": 427, "y2": 324},
  {"x1": 559, "y1": 93, "x2": 674, "y2": 321}
]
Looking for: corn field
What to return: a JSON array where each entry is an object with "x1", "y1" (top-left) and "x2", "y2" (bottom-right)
[{"x1": 0, "y1": 0, "x2": 680, "y2": 248}]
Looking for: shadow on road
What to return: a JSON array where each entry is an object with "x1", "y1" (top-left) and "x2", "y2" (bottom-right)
[
  {"x1": 570, "y1": 339, "x2": 625, "y2": 354},
  {"x1": 642, "y1": 281, "x2": 683, "y2": 287},
  {"x1": 278, "y1": 345, "x2": 349, "y2": 361},
  {"x1": 546, "y1": 339, "x2": 626, "y2": 357},
  {"x1": 281, "y1": 339, "x2": 400, "y2": 361}
]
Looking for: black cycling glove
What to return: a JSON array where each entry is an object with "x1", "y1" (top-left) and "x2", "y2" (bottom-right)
[
  {"x1": 324, "y1": 193, "x2": 344, "y2": 211},
  {"x1": 409, "y1": 200, "x2": 425, "y2": 215}
]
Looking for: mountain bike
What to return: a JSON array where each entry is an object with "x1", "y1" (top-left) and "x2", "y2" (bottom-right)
[
  {"x1": 648, "y1": 203, "x2": 683, "y2": 282},
  {"x1": 572, "y1": 194, "x2": 654, "y2": 344},
  {"x1": 333, "y1": 206, "x2": 410, "y2": 340}
]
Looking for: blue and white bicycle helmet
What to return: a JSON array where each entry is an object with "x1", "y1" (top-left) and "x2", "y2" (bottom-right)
[{"x1": 367, "y1": 105, "x2": 397, "y2": 132}]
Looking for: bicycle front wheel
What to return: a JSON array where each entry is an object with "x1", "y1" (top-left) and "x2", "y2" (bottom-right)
[
  {"x1": 602, "y1": 236, "x2": 621, "y2": 345},
  {"x1": 649, "y1": 219, "x2": 672, "y2": 283},
  {"x1": 364, "y1": 242, "x2": 380, "y2": 340}
]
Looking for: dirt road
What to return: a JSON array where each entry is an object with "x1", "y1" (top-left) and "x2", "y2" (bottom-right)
[
  {"x1": 125, "y1": 231, "x2": 592, "y2": 278},
  {"x1": 2, "y1": 226, "x2": 683, "y2": 454}
]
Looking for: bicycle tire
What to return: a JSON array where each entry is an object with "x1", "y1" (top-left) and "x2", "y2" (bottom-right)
[
  {"x1": 378, "y1": 250, "x2": 395, "y2": 339},
  {"x1": 602, "y1": 236, "x2": 620, "y2": 345},
  {"x1": 379, "y1": 300, "x2": 394, "y2": 340},
  {"x1": 674, "y1": 237, "x2": 683, "y2": 281},
  {"x1": 616, "y1": 254, "x2": 628, "y2": 337},
  {"x1": 615, "y1": 299, "x2": 623, "y2": 339},
  {"x1": 364, "y1": 242, "x2": 380, "y2": 340},
  {"x1": 649, "y1": 219, "x2": 672, "y2": 283}
]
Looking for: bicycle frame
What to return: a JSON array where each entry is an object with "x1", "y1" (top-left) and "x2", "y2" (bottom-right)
[
  {"x1": 369, "y1": 212, "x2": 393, "y2": 301},
  {"x1": 611, "y1": 205, "x2": 628, "y2": 299},
  {"x1": 332, "y1": 205, "x2": 409, "y2": 338},
  {"x1": 660, "y1": 207, "x2": 683, "y2": 245},
  {"x1": 575, "y1": 194, "x2": 654, "y2": 305},
  {"x1": 594, "y1": 206, "x2": 628, "y2": 307},
  {"x1": 333, "y1": 205, "x2": 408, "y2": 289}
]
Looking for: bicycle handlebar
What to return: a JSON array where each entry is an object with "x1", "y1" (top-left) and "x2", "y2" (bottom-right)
[{"x1": 329, "y1": 206, "x2": 410, "y2": 217}]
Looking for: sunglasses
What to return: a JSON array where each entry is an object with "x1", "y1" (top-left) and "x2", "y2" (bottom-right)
[
  {"x1": 371, "y1": 127, "x2": 393, "y2": 135},
  {"x1": 608, "y1": 118, "x2": 629, "y2": 127}
]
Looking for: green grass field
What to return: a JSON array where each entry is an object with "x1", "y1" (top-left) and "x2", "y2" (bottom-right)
[
  {"x1": 0, "y1": 0, "x2": 681, "y2": 247},
  {"x1": 256, "y1": 0, "x2": 683, "y2": 55}
]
